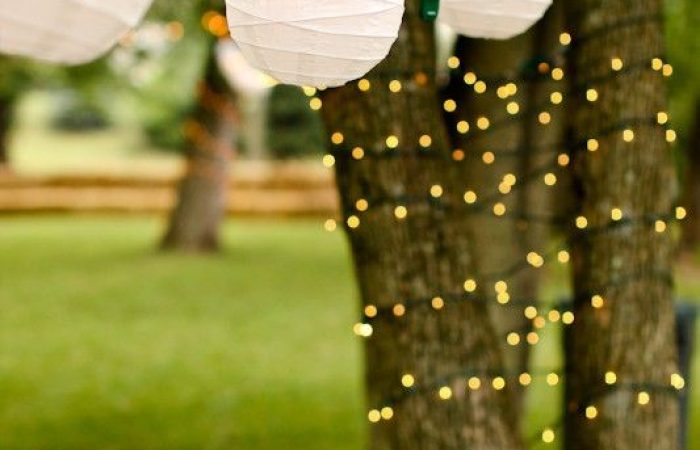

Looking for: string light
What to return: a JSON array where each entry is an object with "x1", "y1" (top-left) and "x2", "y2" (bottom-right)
[
  {"x1": 309, "y1": 97, "x2": 322, "y2": 110},
  {"x1": 622, "y1": 129, "x2": 635, "y2": 142},
  {"x1": 327, "y1": 27, "x2": 684, "y2": 437},
  {"x1": 456, "y1": 120, "x2": 470, "y2": 134},
  {"x1": 394, "y1": 206, "x2": 408, "y2": 220},
  {"x1": 447, "y1": 56, "x2": 461, "y2": 69},
  {"x1": 331, "y1": 132, "x2": 345, "y2": 145},
  {"x1": 381, "y1": 407, "x2": 394, "y2": 420},
  {"x1": 637, "y1": 391, "x2": 651, "y2": 406},
  {"x1": 542, "y1": 428, "x2": 555, "y2": 444},
  {"x1": 464, "y1": 72, "x2": 477, "y2": 85},
  {"x1": 444, "y1": 99, "x2": 457, "y2": 112},
  {"x1": 386, "y1": 135, "x2": 400, "y2": 149},
  {"x1": 352, "y1": 147, "x2": 365, "y2": 159},
  {"x1": 439, "y1": 386, "x2": 453, "y2": 400},
  {"x1": 559, "y1": 32, "x2": 572, "y2": 45},
  {"x1": 322, "y1": 154, "x2": 336, "y2": 168},
  {"x1": 468, "y1": 377, "x2": 481, "y2": 390},
  {"x1": 519, "y1": 373, "x2": 532, "y2": 386},
  {"x1": 492, "y1": 377, "x2": 506, "y2": 390},
  {"x1": 611, "y1": 57, "x2": 624, "y2": 71},
  {"x1": 585, "y1": 406, "x2": 598, "y2": 419},
  {"x1": 402, "y1": 374, "x2": 415, "y2": 388},
  {"x1": 430, "y1": 185, "x2": 444, "y2": 198},
  {"x1": 587, "y1": 139, "x2": 599, "y2": 152},
  {"x1": 605, "y1": 371, "x2": 618, "y2": 385},
  {"x1": 324, "y1": 219, "x2": 337, "y2": 232},
  {"x1": 591, "y1": 295, "x2": 605, "y2": 309},
  {"x1": 364, "y1": 305, "x2": 378, "y2": 317}
]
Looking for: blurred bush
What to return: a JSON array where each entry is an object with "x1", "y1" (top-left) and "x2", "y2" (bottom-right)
[
  {"x1": 51, "y1": 90, "x2": 111, "y2": 131},
  {"x1": 267, "y1": 85, "x2": 326, "y2": 159}
]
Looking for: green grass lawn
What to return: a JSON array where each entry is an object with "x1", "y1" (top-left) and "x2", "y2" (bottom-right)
[{"x1": 0, "y1": 216, "x2": 697, "y2": 449}]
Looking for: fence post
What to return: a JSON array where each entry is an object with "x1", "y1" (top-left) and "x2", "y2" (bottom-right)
[{"x1": 676, "y1": 302, "x2": 697, "y2": 450}]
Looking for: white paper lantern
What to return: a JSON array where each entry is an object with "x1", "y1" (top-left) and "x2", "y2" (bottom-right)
[
  {"x1": 0, "y1": 0, "x2": 154, "y2": 65},
  {"x1": 438, "y1": 0, "x2": 552, "y2": 40},
  {"x1": 216, "y1": 41, "x2": 276, "y2": 96},
  {"x1": 225, "y1": 0, "x2": 405, "y2": 88}
]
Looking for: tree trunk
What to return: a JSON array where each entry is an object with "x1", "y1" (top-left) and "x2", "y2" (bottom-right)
[
  {"x1": 161, "y1": 43, "x2": 238, "y2": 252},
  {"x1": 0, "y1": 95, "x2": 14, "y2": 167},
  {"x1": 564, "y1": 1, "x2": 680, "y2": 449},
  {"x1": 445, "y1": 32, "x2": 537, "y2": 419},
  {"x1": 682, "y1": 101, "x2": 700, "y2": 248},
  {"x1": 441, "y1": 3, "x2": 566, "y2": 422},
  {"x1": 320, "y1": 2, "x2": 524, "y2": 449},
  {"x1": 524, "y1": 0, "x2": 567, "y2": 242}
]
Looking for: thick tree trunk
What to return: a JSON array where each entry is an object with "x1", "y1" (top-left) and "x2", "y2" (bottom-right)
[
  {"x1": 564, "y1": 1, "x2": 680, "y2": 449},
  {"x1": 320, "y1": 2, "x2": 524, "y2": 450},
  {"x1": 161, "y1": 44, "x2": 238, "y2": 252},
  {"x1": 682, "y1": 102, "x2": 700, "y2": 247},
  {"x1": 0, "y1": 96, "x2": 14, "y2": 167}
]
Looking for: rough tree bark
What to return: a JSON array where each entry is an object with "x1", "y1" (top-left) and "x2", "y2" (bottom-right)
[
  {"x1": 321, "y1": 2, "x2": 524, "y2": 449},
  {"x1": 682, "y1": 101, "x2": 700, "y2": 247},
  {"x1": 445, "y1": 32, "x2": 537, "y2": 417},
  {"x1": 161, "y1": 43, "x2": 238, "y2": 252},
  {"x1": 564, "y1": 1, "x2": 680, "y2": 449},
  {"x1": 441, "y1": 2, "x2": 566, "y2": 421}
]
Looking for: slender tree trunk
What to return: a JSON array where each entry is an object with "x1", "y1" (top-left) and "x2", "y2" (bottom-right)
[
  {"x1": 445, "y1": 32, "x2": 537, "y2": 419},
  {"x1": 321, "y1": 2, "x2": 523, "y2": 449},
  {"x1": 161, "y1": 43, "x2": 238, "y2": 252},
  {"x1": 524, "y1": 0, "x2": 567, "y2": 241},
  {"x1": 0, "y1": 95, "x2": 15, "y2": 167},
  {"x1": 441, "y1": 3, "x2": 566, "y2": 422},
  {"x1": 564, "y1": 1, "x2": 680, "y2": 449},
  {"x1": 682, "y1": 102, "x2": 700, "y2": 247}
]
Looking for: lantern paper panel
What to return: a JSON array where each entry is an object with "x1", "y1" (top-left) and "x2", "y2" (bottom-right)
[
  {"x1": 0, "y1": 0, "x2": 153, "y2": 65},
  {"x1": 225, "y1": 0, "x2": 405, "y2": 88},
  {"x1": 217, "y1": 41, "x2": 277, "y2": 96},
  {"x1": 438, "y1": 0, "x2": 552, "y2": 40}
]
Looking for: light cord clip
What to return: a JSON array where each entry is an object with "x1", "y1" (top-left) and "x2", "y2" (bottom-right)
[{"x1": 420, "y1": 0, "x2": 440, "y2": 22}]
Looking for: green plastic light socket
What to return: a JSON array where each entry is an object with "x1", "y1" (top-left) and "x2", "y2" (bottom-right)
[{"x1": 420, "y1": 0, "x2": 440, "y2": 22}]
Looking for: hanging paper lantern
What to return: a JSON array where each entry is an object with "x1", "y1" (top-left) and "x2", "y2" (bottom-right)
[
  {"x1": 216, "y1": 41, "x2": 277, "y2": 96},
  {"x1": 225, "y1": 0, "x2": 405, "y2": 88},
  {"x1": 438, "y1": 0, "x2": 552, "y2": 40},
  {"x1": 0, "y1": 0, "x2": 154, "y2": 65}
]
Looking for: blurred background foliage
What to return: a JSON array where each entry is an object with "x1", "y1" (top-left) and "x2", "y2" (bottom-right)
[
  {"x1": 0, "y1": 1, "x2": 699, "y2": 449},
  {"x1": 267, "y1": 85, "x2": 326, "y2": 159},
  {"x1": 1, "y1": 0, "x2": 697, "y2": 163}
]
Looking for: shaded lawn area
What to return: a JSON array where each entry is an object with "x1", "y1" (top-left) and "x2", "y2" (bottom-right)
[{"x1": 0, "y1": 216, "x2": 697, "y2": 449}]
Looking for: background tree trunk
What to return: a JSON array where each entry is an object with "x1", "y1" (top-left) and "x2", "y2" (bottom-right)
[
  {"x1": 0, "y1": 95, "x2": 15, "y2": 167},
  {"x1": 161, "y1": 42, "x2": 238, "y2": 252},
  {"x1": 564, "y1": 1, "x2": 680, "y2": 449},
  {"x1": 682, "y1": 101, "x2": 700, "y2": 248},
  {"x1": 320, "y1": 2, "x2": 524, "y2": 449}
]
